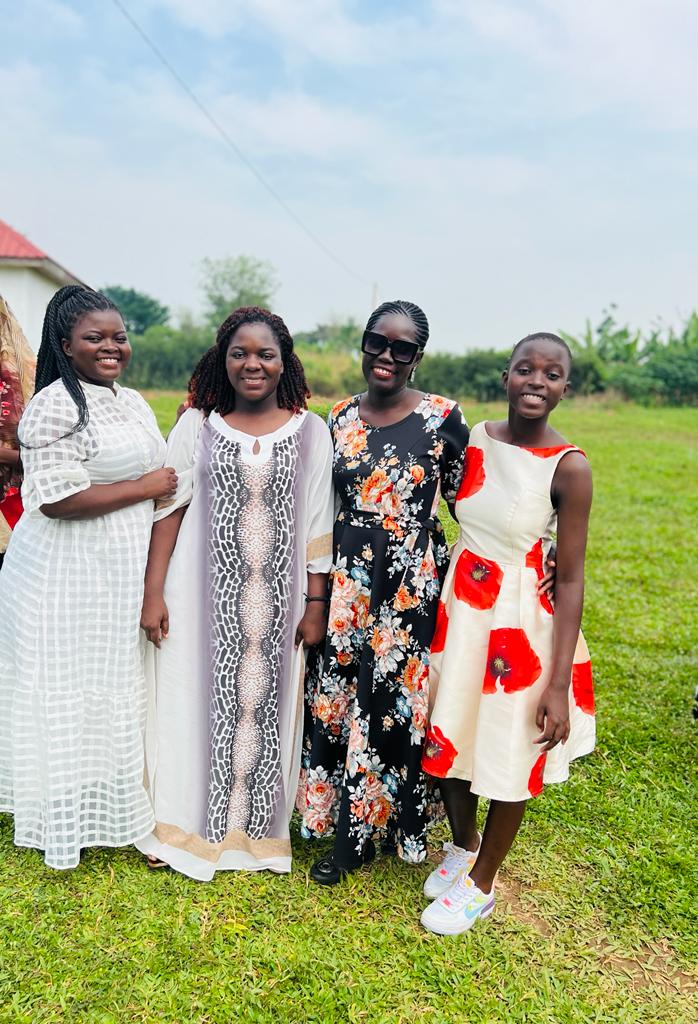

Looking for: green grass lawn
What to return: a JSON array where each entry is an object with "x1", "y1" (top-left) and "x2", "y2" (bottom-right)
[{"x1": 1, "y1": 397, "x2": 696, "y2": 1023}]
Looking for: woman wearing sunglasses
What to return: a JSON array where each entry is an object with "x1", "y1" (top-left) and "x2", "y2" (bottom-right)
[{"x1": 298, "y1": 299, "x2": 470, "y2": 883}]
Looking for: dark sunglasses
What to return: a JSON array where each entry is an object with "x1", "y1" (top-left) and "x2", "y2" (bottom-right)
[{"x1": 361, "y1": 330, "x2": 421, "y2": 365}]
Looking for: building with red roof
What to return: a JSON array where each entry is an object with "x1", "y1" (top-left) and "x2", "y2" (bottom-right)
[{"x1": 0, "y1": 219, "x2": 85, "y2": 351}]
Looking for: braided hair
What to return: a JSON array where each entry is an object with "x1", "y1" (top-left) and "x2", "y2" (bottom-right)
[
  {"x1": 366, "y1": 299, "x2": 430, "y2": 349},
  {"x1": 509, "y1": 332, "x2": 572, "y2": 369},
  {"x1": 34, "y1": 284, "x2": 120, "y2": 435},
  {"x1": 188, "y1": 306, "x2": 310, "y2": 416}
]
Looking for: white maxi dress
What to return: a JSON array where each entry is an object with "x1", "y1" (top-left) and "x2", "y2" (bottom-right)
[
  {"x1": 136, "y1": 408, "x2": 334, "y2": 879},
  {"x1": 0, "y1": 379, "x2": 166, "y2": 869}
]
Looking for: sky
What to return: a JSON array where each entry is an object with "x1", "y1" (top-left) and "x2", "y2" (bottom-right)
[{"x1": 2, "y1": 0, "x2": 698, "y2": 351}]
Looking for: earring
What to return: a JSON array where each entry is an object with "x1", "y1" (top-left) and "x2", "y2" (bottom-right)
[{"x1": 409, "y1": 367, "x2": 416, "y2": 383}]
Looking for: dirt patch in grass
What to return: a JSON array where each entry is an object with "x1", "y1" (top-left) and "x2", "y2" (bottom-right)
[{"x1": 500, "y1": 874, "x2": 697, "y2": 996}]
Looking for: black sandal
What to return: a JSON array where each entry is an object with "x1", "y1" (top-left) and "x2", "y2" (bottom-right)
[{"x1": 310, "y1": 839, "x2": 376, "y2": 885}]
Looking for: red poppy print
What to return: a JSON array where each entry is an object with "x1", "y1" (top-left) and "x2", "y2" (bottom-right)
[
  {"x1": 528, "y1": 752, "x2": 547, "y2": 797},
  {"x1": 421, "y1": 725, "x2": 458, "y2": 777},
  {"x1": 482, "y1": 627, "x2": 542, "y2": 694},
  {"x1": 430, "y1": 600, "x2": 449, "y2": 654},
  {"x1": 0, "y1": 487, "x2": 23, "y2": 529},
  {"x1": 525, "y1": 539, "x2": 554, "y2": 615},
  {"x1": 456, "y1": 445, "x2": 486, "y2": 501},
  {"x1": 454, "y1": 548, "x2": 503, "y2": 610},
  {"x1": 522, "y1": 444, "x2": 578, "y2": 459},
  {"x1": 571, "y1": 659, "x2": 594, "y2": 714}
]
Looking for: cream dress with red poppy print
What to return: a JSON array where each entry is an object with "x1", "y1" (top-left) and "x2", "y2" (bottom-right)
[{"x1": 423, "y1": 421, "x2": 595, "y2": 801}]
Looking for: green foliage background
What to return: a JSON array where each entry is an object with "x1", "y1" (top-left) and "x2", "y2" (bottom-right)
[{"x1": 2, "y1": 399, "x2": 695, "y2": 1022}]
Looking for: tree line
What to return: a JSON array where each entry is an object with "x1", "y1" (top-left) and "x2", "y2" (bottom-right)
[{"x1": 108, "y1": 259, "x2": 698, "y2": 405}]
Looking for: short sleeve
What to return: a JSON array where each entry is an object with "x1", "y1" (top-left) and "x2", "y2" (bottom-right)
[
  {"x1": 438, "y1": 403, "x2": 470, "y2": 508},
  {"x1": 18, "y1": 386, "x2": 91, "y2": 514},
  {"x1": 153, "y1": 407, "x2": 204, "y2": 521},
  {"x1": 305, "y1": 416, "x2": 335, "y2": 574}
]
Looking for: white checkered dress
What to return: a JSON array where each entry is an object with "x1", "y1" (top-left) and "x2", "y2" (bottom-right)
[{"x1": 0, "y1": 379, "x2": 165, "y2": 869}]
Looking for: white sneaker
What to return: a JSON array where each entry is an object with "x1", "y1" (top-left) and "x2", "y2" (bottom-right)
[
  {"x1": 422, "y1": 837, "x2": 481, "y2": 899},
  {"x1": 420, "y1": 873, "x2": 495, "y2": 935}
]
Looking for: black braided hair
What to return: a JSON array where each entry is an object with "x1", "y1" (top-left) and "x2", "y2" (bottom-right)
[
  {"x1": 365, "y1": 299, "x2": 430, "y2": 349},
  {"x1": 34, "y1": 284, "x2": 120, "y2": 435},
  {"x1": 509, "y1": 332, "x2": 572, "y2": 369},
  {"x1": 189, "y1": 306, "x2": 310, "y2": 416}
]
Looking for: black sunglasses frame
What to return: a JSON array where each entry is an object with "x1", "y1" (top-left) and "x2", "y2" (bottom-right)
[{"x1": 361, "y1": 330, "x2": 422, "y2": 365}]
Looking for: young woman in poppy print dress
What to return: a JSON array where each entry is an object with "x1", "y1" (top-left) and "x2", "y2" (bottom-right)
[
  {"x1": 297, "y1": 300, "x2": 470, "y2": 884},
  {"x1": 420, "y1": 332, "x2": 595, "y2": 935}
]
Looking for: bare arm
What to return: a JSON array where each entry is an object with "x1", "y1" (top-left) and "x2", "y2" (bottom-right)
[
  {"x1": 140, "y1": 508, "x2": 187, "y2": 647},
  {"x1": 294, "y1": 571, "x2": 330, "y2": 648},
  {"x1": 0, "y1": 448, "x2": 20, "y2": 467},
  {"x1": 40, "y1": 468, "x2": 178, "y2": 520},
  {"x1": 535, "y1": 452, "x2": 593, "y2": 751}
]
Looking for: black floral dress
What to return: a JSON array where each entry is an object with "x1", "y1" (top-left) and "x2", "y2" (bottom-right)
[{"x1": 297, "y1": 393, "x2": 469, "y2": 867}]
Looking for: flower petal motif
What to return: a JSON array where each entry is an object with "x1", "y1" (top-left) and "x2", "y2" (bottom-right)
[
  {"x1": 421, "y1": 725, "x2": 458, "y2": 777},
  {"x1": 571, "y1": 659, "x2": 594, "y2": 714},
  {"x1": 430, "y1": 600, "x2": 448, "y2": 654},
  {"x1": 482, "y1": 627, "x2": 542, "y2": 693},
  {"x1": 456, "y1": 445, "x2": 486, "y2": 501},
  {"x1": 522, "y1": 444, "x2": 581, "y2": 459},
  {"x1": 454, "y1": 548, "x2": 503, "y2": 610},
  {"x1": 525, "y1": 539, "x2": 554, "y2": 615},
  {"x1": 528, "y1": 752, "x2": 547, "y2": 797}
]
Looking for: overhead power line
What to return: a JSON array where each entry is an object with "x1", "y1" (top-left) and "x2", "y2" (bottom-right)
[{"x1": 110, "y1": 0, "x2": 369, "y2": 286}]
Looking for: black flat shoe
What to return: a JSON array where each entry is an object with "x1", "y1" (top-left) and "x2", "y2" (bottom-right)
[{"x1": 309, "y1": 840, "x2": 376, "y2": 886}]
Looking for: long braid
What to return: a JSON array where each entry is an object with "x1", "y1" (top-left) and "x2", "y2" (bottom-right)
[
  {"x1": 33, "y1": 285, "x2": 120, "y2": 436},
  {"x1": 366, "y1": 299, "x2": 430, "y2": 349},
  {"x1": 189, "y1": 306, "x2": 309, "y2": 415}
]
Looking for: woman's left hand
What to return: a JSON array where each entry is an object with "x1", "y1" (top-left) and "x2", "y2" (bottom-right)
[
  {"x1": 534, "y1": 684, "x2": 570, "y2": 751},
  {"x1": 538, "y1": 544, "x2": 557, "y2": 599},
  {"x1": 294, "y1": 604, "x2": 328, "y2": 648}
]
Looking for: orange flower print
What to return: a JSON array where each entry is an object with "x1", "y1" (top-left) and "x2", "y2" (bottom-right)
[
  {"x1": 331, "y1": 397, "x2": 353, "y2": 417},
  {"x1": 528, "y1": 752, "x2": 547, "y2": 797},
  {"x1": 368, "y1": 796, "x2": 391, "y2": 828},
  {"x1": 337, "y1": 650, "x2": 353, "y2": 667},
  {"x1": 330, "y1": 609, "x2": 352, "y2": 635},
  {"x1": 360, "y1": 468, "x2": 392, "y2": 506},
  {"x1": 402, "y1": 656, "x2": 427, "y2": 693},
  {"x1": 525, "y1": 539, "x2": 554, "y2": 615},
  {"x1": 456, "y1": 445, "x2": 486, "y2": 501},
  {"x1": 393, "y1": 585, "x2": 414, "y2": 612},
  {"x1": 381, "y1": 489, "x2": 404, "y2": 518},
  {"x1": 482, "y1": 627, "x2": 542, "y2": 693},
  {"x1": 335, "y1": 421, "x2": 368, "y2": 458},
  {"x1": 430, "y1": 600, "x2": 448, "y2": 654},
  {"x1": 422, "y1": 725, "x2": 458, "y2": 777},
  {"x1": 410, "y1": 464, "x2": 425, "y2": 484},
  {"x1": 353, "y1": 592, "x2": 370, "y2": 629},
  {"x1": 571, "y1": 659, "x2": 594, "y2": 714},
  {"x1": 454, "y1": 548, "x2": 503, "y2": 610}
]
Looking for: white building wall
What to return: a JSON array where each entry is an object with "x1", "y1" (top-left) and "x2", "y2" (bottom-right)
[{"x1": 0, "y1": 266, "x2": 59, "y2": 352}]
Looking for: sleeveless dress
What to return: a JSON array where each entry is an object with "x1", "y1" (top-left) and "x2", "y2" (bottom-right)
[{"x1": 422, "y1": 421, "x2": 595, "y2": 801}]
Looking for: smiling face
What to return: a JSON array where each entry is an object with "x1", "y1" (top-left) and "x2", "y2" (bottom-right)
[
  {"x1": 62, "y1": 310, "x2": 131, "y2": 386},
  {"x1": 361, "y1": 312, "x2": 422, "y2": 395},
  {"x1": 504, "y1": 337, "x2": 570, "y2": 417},
  {"x1": 225, "y1": 322, "x2": 283, "y2": 404}
]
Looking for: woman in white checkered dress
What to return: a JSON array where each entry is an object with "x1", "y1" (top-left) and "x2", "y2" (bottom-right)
[{"x1": 0, "y1": 287, "x2": 174, "y2": 870}]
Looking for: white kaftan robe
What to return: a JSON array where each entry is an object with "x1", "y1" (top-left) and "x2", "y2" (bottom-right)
[{"x1": 136, "y1": 409, "x2": 334, "y2": 879}]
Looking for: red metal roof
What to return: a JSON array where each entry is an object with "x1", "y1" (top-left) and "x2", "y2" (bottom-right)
[{"x1": 0, "y1": 219, "x2": 48, "y2": 260}]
